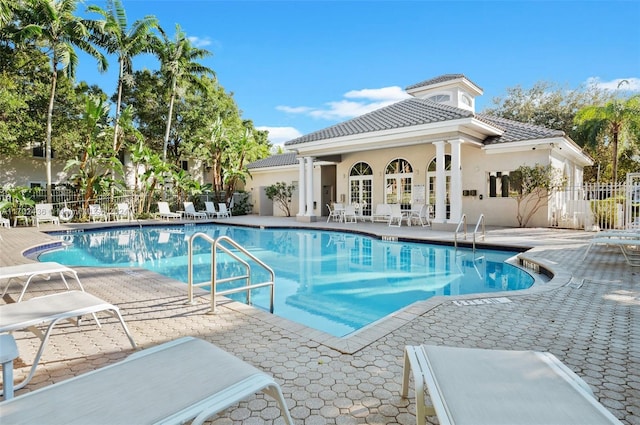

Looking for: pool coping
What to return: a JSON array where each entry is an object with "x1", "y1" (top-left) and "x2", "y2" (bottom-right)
[{"x1": 28, "y1": 221, "x2": 572, "y2": 354}]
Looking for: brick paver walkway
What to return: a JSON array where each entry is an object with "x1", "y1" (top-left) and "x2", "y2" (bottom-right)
[{"x1": 0, "y1": 217, "x2": 637, "y2": 424}]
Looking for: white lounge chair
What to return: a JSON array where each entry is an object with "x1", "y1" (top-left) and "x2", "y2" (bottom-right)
[
  {"x1": 34, "y1": 203, "x2": 60, "y2": 227},
  {"x1": 370, "y1": 204, "x2": 391, "y2": 223},
  {"x1": 0, "y1": 216, "x2": 9, "y2": 228},
  {"x1": 204, "y1": 201, "x2": 221, "y2": 218},
  {"x1": 402, "y1": 345, "x2": 622, "y2": 425},
  {"x1": 326, "y1": 203, "x2": 342, "y2": 222},
  {"x1": 0, "y1": 261, "x2": 85, "y2": 302},
  {"x1": 217, "y1": 203, "x2": 231, "y2": 218},
  {"x1": 157, "y1": 201, "x2": 181, "y2": 220},
  {"x1": 183, "y1": 201, "x2": 207, "y2": 219},
  {"x1": 0, "y1": 336, "x2": 294, "y2": 425},
  {"x1": 88, "y1": 204, "x2": 108, "y2": 222},
  {"x1": 582, "y1": 233, "x2": 640, "y2": 266},
  {"x1": 0, "y1": 290, "x2": 137, "y2": 395},
  {"x1": 114, "y1": 202, "x2": 133, "y2": 221}
]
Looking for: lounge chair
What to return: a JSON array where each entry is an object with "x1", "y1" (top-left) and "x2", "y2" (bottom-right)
[
  {"x1": 370, "y1": 204, "x2": 391, "y2": 223},
  {"x1": 402, "y1": 345, "x2": 622, "y2": 425},
  {"x1": 157, "y1": 201, "x2": 181, "y2": 220},
  {"x1": 0, "y1": 216, "x2": 9, "y2": 228},
  {"x1": 88, "y1": 204, "x2": 108, "y2": 222},
  {"x1": 0, "y1": 336, "x2": 294, "y2": 425},
  {"x1": 114, "y1": 202, "x2": 133, "y2": 221},
  {"x1": 0, "y1": 261, "x2": 85, "y2": 302},
  {"x1": 217, "y1": 203, "x2": 231, "y2": 218},
  {"x1": 581, "y1": 232, "x2": 640, "y2": 266},
  {"x1": 183, "y1": 201, "x2": 207, "y2": 220},
  {"x1": 34, "y1": 203, "x2": 60, "y2": 227},
  {"x1": 0, "y1": 290, "x2": 137, "y2": 395},
  {"x1": 204, "y1": 201, "x2": 221, "y2": 218}
]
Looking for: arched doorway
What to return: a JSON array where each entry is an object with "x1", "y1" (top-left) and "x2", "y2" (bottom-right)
[
  {"x1": 427, "y1": 155, "x2": 451, "y2": 218},
  {"x1": 349, "y1": 162, "x2": 373, "y2": 216},
  {"x1": 385, "y1": 158, "x2": 413, "y2": 210}
]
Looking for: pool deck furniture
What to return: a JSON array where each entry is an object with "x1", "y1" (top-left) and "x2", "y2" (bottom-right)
[
  {"x1": 0, "y1": 334, "x2": 19, "y2": 400},
  {"x1": 0, "y1": 290, "x2": 137, "y2": 396},
  {"x1": 0, "y1": 216, "x2": 9, "y2": 228},
  {"x1": 204, "y1": 201, "x2": 222, "y2": 218},
  {"x1": 401, "y1": 345, "x2": 622, "y2": 425},
  {"x1": 370, "y1": 204, "x2": 392, "y2": 223},
  {"x1": 183, "y1": 201, "x2": 207, "y2": 220},
  {"x1": 88, "y1": 204, "x2": 109, "y2": 222},
  {"x1": 582, "y1": 232, "x2": 640, "y2": 266},
  {"x1": 34, "y1": 203, "x2": 60, "y2": 227},
  {"x1": 217, "y1": 203, "x2": 231, "y2": 218},
  {"x1": 0, "y1": 337, "x2": 294, "y2": 425},
  {"x1": 157, "y1": 201, "x2": 181, "y2": 220},
  {"x1": 0, "y1": 261, "x2": 86, "y2": 302}
]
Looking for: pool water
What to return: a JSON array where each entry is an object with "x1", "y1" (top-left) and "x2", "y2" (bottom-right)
[{"x1": 40, "y1": 225, "x2": 534, "y2": 337}]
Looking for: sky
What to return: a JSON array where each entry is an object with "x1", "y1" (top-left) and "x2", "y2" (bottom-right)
[{"x1": 75, "y1": 0, "x2": 640, "y2": 148}]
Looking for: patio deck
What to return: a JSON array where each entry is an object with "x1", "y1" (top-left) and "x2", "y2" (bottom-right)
[{"x1": 0, "y1": 215, "x2": 637, "y2": 424}]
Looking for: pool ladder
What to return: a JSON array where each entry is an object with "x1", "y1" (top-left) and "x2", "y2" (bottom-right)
[
  {"x1": 187, "y1": 233, "x2": 275, "y2": 314},
  {"x1": 454, "y1": 214, "x2": 486, "y2": 252}
]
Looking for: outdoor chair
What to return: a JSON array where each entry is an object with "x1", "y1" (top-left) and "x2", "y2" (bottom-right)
[
  {"x1": 581, "y1": 231, "x2": 640, "y2": 266},
  {"x1": 88, "y1": 204, "x2": 108, "y2": 222},
  {"x1": 343, "y1": 205, "x2": 358, "y2": 223},
  {"x1": 34, "y1": 203, "x2": 60, "y2": 227},
  {"x1": 326, "y1": 203, "x2": 342, "y2": 222},
  {"x1": 370, "y1": 204, "x2": 391, "y2": 223},
  {"x1": 183, "y1": 202, "x2": 207, "y2": 220},
  {"x1": 0, "y1": 290, "x2": 137, "y2": 396},
  {"x1": 388, "y1": 204, "x2": 405, "y2": 227},
  {"x1": 402, "y1": 344, "x2": 622, "y2": 425},
  {"x1": 157, "y1": 202, "x2": 181, "y2": 220},
  {"x1": 114, "y1": 202, "x2": 133, "y2": 221},
  {"x1": 0, "y1": 261, "x2": 86, "y2": 302},
  {"x1": 0, "y1": 337, "x2": 294, "y2": 425},
  {"x1": 204, "y1": 201, "x2": 221, "y2": 218},
  {"x1": 409, "y1": 203, "x2": 431, "y2": 227},
  {"x1": 217, "y1": 203, "x2": 231, "y2": 218}
]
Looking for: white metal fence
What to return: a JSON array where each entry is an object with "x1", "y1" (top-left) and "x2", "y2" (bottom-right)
[{"x1": 550, "y1": 176, "x2": 640, "y2": 231}]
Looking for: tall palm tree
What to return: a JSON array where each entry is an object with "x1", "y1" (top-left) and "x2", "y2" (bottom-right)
[
  {"x1": 151, "y1": 24, "x2": 215, "y2": 163},
  {"x1": 11, "y1": 0, "x2": 107, "y2": 202},
  {"x1": 575, "y1": 95, "x2": 640, "y2": 182},
  {"x1": 87, "y1": 0, "x2": 157, "y2": 155}
]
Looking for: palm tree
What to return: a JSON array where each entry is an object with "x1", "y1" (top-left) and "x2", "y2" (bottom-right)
[
  {"x1": 575, "y1": 94, "x2": 640, "y2": 182},
  {"x1": 11, "y1": 0, "x2": 107, "y2": 202},
  {"x1": 151, "y1": 24, "x2": 215, "y2": 163},
  {"x1": 86, "y1": 0, "x2": 157, "y2": 156}
]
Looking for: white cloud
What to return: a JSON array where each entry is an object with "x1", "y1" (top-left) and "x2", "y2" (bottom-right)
[
  {"x1": 256, "y1": 126, "x2": 303, "y2": 147},
  {"x1": 277, "y1": 85, "x2": 411, "y2": 121},
  {"x1": 585, "y1": 77, "x2": 640, "y2": 92},
  {"x1": 188, "y1": 36, "x2": 213, "y2": 48}
]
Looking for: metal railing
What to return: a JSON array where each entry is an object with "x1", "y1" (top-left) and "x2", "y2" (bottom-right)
[
  {"x1": 473, "y1": 214, "x2": 486, "y2": 252},
  {"x1": 187, "y1": 233, "x2": 275, "y2": 314},
  {"x1": 454, "y1": 214, "x2": 467, "y2": 249}
]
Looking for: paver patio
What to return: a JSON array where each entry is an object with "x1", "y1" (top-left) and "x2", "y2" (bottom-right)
[{"x1": 0, "y1": 216, "x2": 638, "y2": 424}]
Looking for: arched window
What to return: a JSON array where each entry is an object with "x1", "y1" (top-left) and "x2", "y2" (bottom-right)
[{"x1": 427, "y1": 155, "x2": 451, "y2": 218}]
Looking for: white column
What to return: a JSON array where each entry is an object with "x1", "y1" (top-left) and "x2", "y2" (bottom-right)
[
  {"x1": 305, "y1": 156, "x2": 315, "y2": 216},
  {"x1": 449, "y1": 139, "x2": 463, "y2": 223},
  {"x1": 433, "y1": 141, "x2": 446, "y2": 222},
  {"x1": 297, "y1": 157, "x2": 306, "y2": 217}
]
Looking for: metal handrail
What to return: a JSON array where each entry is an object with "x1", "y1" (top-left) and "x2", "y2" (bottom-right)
[
  {"x1": 472, "y1": 214, "x2": 486, "y2": 252},
  {"x1": 454, "y1": 214, "x2": 467, "y2": 249},
  {"x1": 187, "y1": 233, "x2": 275, "y2": 314}
]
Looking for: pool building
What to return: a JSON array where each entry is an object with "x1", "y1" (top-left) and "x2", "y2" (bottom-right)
[{"x1": 246, "y1": 74, "x2": 593, "y2": 228}]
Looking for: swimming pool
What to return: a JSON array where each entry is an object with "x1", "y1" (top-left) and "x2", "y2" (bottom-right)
[{"x1": 39, "y1": 224, "x2": 534, "y2": 337}]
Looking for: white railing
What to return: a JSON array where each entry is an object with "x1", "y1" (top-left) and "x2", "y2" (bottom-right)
[
  {"x1": 187, "y1": 233, "x2": 275, "y2": 314},
  {"x1": 473, "y1": 214, "x2": 485, "y2": 252},
  {"x1": 454, "y1": 214, "x2": 467, "y2": 249}
]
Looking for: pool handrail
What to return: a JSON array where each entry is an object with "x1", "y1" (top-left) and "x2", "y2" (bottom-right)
[
  {"x1": 473, "y1": 214, "x2": 486, "y2": 252},
  {"x1": 187, "y1": 233, "x2": 275, "y2": 314},
  {"x1": 454, "y1": 214, "x2": 467, "y2": 249}
]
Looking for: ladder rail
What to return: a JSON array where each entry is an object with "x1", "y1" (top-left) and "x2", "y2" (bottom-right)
[
  {"x1": 472, "y1": 214, "x2": 486, "y2": 252},
  {"x1": 188, "y1": 233, "x2": 275, "y2": 313},
  {"x1": 454, "y1": 214, "x2": 467, "y2": 249}
]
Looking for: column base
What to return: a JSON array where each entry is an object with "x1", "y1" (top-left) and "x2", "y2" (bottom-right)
[{"x1": 296, "y1": 215, "x2": 317, "y2": 223}]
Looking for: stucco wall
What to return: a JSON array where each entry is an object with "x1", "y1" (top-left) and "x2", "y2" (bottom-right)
[
  {"x1": 0, "y1": 154, "x2": 69, "y2": 188},
  {"x1": 246, "y1": 166, "x2": 301, "y2": 216}
]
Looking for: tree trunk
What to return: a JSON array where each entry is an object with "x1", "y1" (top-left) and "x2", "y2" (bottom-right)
[{"x1": 45, "y1": 60, "x2": 58, "y2": 203}]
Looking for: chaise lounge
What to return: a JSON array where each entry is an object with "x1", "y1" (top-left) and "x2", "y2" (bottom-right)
[
  {"x1": 0, "y1": 336, "x2": 294, "y2": 425},
  {"x1": 402, "y1": 344, "x2": 622, "y2": 425}
]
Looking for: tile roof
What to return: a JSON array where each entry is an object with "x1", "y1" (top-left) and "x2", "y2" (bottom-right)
[
  {"x1": 284, "y1": 98, "x2": 474, "y2": 146},
  {"x1": 477, "y1": 114, "x2": 565, "y2": 144},
  {"x1": 405, "y1": 74, "x2": 482, "y2": 91},
  {"x1": 246, "y1": 152, "x2": 298, "y2": 169}
]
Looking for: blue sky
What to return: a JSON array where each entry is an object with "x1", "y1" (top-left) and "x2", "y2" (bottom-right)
[{"x1": 76, "y1": 0, "x2": 640, "y2": 147}]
